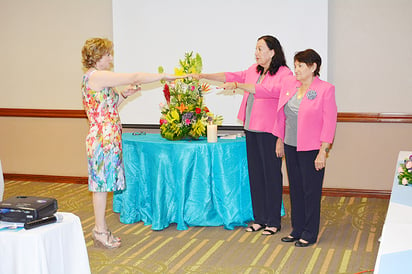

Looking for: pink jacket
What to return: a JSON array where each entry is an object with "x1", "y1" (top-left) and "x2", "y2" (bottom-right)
[
  {"x1": 273, "y1": 76, "x2": 337, "y2": 151},
  {"x1": 225, "y1": 64, "x2": 292, "y2": 133}
]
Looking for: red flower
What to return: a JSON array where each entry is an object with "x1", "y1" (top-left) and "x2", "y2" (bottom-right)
[
  {"x1": 160, "y1": 119, "x2": 167, "y2": 125},
  {"x1": 203, "y1": 106, "x2": 210, "y2": 113},
  {"x1": 195, "y1": 108, "x2": 202, "y2": 114},
  {"x1": 163, "y1": 84, "x2": 170, "y2": 105}
]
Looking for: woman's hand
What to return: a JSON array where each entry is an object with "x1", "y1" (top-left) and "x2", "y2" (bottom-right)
[
  {"x1": 123, "y1": 84, "x2": 141, "y2": 98},
  {"x1": 220, "y1": 82, "x2": 237, "y2": 91},
  {"x1": 275, "y1": 138, "x2": 284, "y2": 158},
  {"x1": 189, "y1": 73, "x2": 201, "y2": 80},
  {"x1": 162, "y1": 73, "x2": 187, "y2": 81},
  {"x1": 314, "y1": 151, "x2": 327, "y2": 171}
]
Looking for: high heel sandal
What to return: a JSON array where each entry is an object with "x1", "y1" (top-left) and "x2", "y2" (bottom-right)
[
  {"x1": 92, "y1": 229, "x2": 121, "y2": 249},
  {"x1": 107, "y1": 229, "x2": 121, "y2": 243}
]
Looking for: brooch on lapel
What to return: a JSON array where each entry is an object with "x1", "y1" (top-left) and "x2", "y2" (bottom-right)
[
  {"x1": 306, "y1": 90, "x2": 317, "y2": 100},
  {"x1": 286, "y1": 89, "x2": 294, "y2": 96}
]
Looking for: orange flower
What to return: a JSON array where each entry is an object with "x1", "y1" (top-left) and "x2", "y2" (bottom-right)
[
  {"x1": 176, "y1": 103, "x2": 188, "y2": 114},
  {"x1": 201, "y1": 83, "x2": 211, "y2": 92}
]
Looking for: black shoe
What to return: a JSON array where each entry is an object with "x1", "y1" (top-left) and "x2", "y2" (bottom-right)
[
  {"x1": 281, "y1": 236, "x2": 299, "y2": 243},
  {"x1": 262, "y1": 227, "x2": 280, "y2": 236},
  {"x1": 245, "y1": 223, "x2": 265, "y2": 232},
  {"x1": 295, "y1": 240, "x2": 314, "y2": 247}
]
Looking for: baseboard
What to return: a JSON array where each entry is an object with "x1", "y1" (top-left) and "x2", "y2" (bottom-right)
[
  {"x1": 4, "y1": 173, "x2": 391, "y2": 198},
  {"x1": 4, "y1": 173, "x2": 88, "y2": 184},
  {"x1": 2, "y1": 108, "x2": 412, "y2": 123},
  {"x1": 319, "y1": 188, "x2": 390, "y2": 199}
]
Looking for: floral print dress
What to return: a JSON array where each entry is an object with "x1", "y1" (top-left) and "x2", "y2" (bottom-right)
[{"x1": 82, "y1": 70, "x2": 125, "y2": 192}]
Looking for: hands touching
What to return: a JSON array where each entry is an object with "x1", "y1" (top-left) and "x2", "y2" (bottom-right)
[
  {"x1": 162, "y1": 73, "x2": 186, "y2": 81},
  {"x1": 189, "y1": 73, "x2": 201, "y2": 81},
  {"x1": 220, "y1": 82, "x2": 238, "y2": 92},
  {"x1": 122, "y1": 84, "x2": 141, "y2": 98}
]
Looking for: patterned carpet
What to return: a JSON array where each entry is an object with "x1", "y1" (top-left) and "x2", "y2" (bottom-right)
[{"x1": 3, "y1": 180, "x2": 389, "y2": 274}]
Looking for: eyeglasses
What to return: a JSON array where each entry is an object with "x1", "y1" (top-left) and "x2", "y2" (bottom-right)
[{"x1": 132, "y1": 131, "x2": 146, "y2": 136}]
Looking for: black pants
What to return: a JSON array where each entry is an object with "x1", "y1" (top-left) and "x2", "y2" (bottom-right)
[
  {"x1": 284, "y1": 144, "x2": 324, "y2": 243},
  {"x1": 245, "y1": 131, "x2": 283, "y2": 228}
]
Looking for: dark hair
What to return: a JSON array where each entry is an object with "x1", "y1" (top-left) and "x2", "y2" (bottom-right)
[
  {"x1": 256, "y1": 35, "x2": 287, "y2": 76},
  {"x1": 294, "y1": 49, "x2": 322, "y2": 77}
]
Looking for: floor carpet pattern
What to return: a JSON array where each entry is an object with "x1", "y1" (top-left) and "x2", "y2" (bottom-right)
[{"x1": 3, "y1": 180, "x2": 389, "y2": 274}]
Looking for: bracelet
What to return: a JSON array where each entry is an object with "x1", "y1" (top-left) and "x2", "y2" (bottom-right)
[
  {"x1": 234, "y1": 82, "x2": 238, "y2": 89},
  {"x1": 121, "y1": 92, "x2": 128, "y2": 99}
]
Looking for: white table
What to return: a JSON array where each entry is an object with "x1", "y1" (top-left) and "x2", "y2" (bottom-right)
[
  {"x1": 374, "y1": 151, "x2": 412, "y2": 273},
  {"x1": 0, "y1": 212, "x2": 90, "y2": 274}
]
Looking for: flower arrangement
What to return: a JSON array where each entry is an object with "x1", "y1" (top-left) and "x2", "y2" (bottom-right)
[
  {"x1": 398, "y1": 155, "x2": 412, "y2": 186},
  {"x1": 158, "y1": 52, "x2": 223, "y2": 141}
]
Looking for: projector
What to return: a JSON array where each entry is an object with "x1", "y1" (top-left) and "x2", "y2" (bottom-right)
[{"x1": 0, "y1": 196, "x2": 58, "y2": 223}]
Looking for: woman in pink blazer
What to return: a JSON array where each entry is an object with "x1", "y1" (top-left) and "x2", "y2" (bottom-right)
[
  {"x1": 193, "y1": 35, "x2": 292, "y2": 235},
  {"x1": 274, "y1": 49, "x2": 337, "y2": 247}
]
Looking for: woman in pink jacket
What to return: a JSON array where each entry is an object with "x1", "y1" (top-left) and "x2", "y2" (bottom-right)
[
  {"x1": 193, "y1": 35, "x2": 292, "y2": 235},
  {"x1": 274, "y1": 49, "x2": 337, "y2": 247}
]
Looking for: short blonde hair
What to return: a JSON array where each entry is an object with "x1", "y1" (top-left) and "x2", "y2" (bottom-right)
[{"x1": 81, "y1": 38, "x2": 113, "y2": 69}]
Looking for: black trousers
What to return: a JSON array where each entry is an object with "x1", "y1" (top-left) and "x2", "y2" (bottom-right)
[
  {"x1": 245, "y1": 131, "x2": 283, "y2": 228},
  {"x1": 284, "y1": 144, "x2": 324, "y2": 243}
]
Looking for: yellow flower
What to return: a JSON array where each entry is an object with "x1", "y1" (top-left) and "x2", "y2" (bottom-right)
[
  {"x1": 170, "y1": 109, "x2": 180, "y2": 120},
  {"x1": 174, "y1": 67, "x2": 185, "y2": 76}
]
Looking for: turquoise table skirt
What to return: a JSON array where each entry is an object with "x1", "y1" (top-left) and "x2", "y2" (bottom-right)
[{"x1": 113, "y1": 133, "x2": 284, "y2": 230}]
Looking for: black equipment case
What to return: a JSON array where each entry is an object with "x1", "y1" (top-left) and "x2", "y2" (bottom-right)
[{"x1": 0, "y1": 196, "x2": 58, "y2": 222}]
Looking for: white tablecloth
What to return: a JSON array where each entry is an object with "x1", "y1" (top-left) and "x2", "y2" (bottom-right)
[
  {"x1": 0, "y1": 212, "x2": 90, "y2": 274},
  {"x1": 374, "y1": 151, "x2": 412, "y2": 273}
]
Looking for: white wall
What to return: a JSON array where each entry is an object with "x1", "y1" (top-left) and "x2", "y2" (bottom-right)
[{"x1": 113, "y1": 0, "x2": 328, "y2": 125}]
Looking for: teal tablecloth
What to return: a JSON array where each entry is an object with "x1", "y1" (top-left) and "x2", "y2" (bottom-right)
[{"x1": 113, "y1": 133, "x2": 283, "y2": 230}]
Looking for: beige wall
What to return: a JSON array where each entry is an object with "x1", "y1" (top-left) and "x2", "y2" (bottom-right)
[
  {"x1": 1, "y1": 0, "x2": 411, "y2": 191},
  {"x1": 0, "y1": 117, "x2": 89, "y2": 176},
  {"x1": 0, "y1": 0, "x2": 113, "y2": 109},
  {"x1": 325, "y1": 123, "x2": 412, "y2": 190}
]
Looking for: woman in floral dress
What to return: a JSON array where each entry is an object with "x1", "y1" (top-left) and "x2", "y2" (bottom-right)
[{"x1": 81, "y1": 37, "x2": 180, "y2": 248}]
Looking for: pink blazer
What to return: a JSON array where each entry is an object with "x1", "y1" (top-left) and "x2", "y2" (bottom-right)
[
  {"x1": 225, "y1": 64, "x2": 292, "y2": 133},
  {"x1": 273, "y1": 76, "x2": 337, "y2": 151}
]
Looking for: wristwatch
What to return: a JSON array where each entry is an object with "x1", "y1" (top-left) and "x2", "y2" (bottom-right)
[{"x1": 324, "y1": 147, "x2": 330, "y2": 153}]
